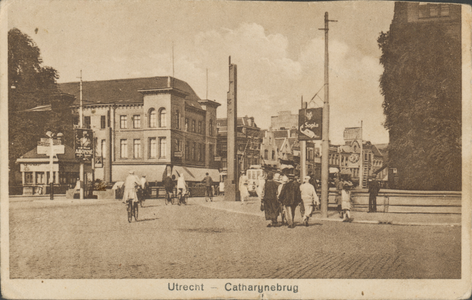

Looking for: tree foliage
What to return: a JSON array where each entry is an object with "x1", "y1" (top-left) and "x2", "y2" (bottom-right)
[
  {"x1": 8, "y1": 28, "x2": 74, "y2": 182},
  {"x1": 378, "y1": 22, "x2": 461, "y2": 190}
]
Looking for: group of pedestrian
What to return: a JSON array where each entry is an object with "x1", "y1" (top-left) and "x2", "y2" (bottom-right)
[
  {"x1": 261, "y1": 172, "x2": 319, "y2": 228},
  {"x1": 162, "y1": 171, "x2": 188, "y2": 205}
]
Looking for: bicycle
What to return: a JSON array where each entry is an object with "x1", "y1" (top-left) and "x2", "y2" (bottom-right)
[
  {"x1": 177, "y1": 189, "x2": 188, "y2": 206},
  {"x1": 137, "y1": 187, "x2": 145, "y2": 207},
  {"x1": 165, "y1": 190, "x2": 174, "y2": 205},
  {"x1": 126, "y1": 199, "x2": 139, "y2": 222}
]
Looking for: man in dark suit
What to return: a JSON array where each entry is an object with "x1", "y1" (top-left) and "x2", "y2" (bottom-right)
[{"x1": 368, "y1": 178, "x2": 380, "y2": 213}]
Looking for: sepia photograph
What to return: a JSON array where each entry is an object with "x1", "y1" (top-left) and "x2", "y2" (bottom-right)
[{"x1": 1, "y1": 0, "x2": 470, "y2": 299}]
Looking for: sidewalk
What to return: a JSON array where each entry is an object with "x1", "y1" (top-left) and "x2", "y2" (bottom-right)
[
  {"x1": 9, "y1": 194, "x2": 461, "y2": 226},
  {"x1": 195, "y1": 196, "x2": 462, "y2": 227}
]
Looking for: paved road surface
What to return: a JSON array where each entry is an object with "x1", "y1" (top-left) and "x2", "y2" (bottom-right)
[{"x1": 9, "y1": 198, "x2": 460, "y2": 279}]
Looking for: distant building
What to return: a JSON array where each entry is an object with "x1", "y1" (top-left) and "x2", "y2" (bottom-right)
[
  {"x1": 270, "y1": 111, "x2": 298, "y2": 130},
  {"x1": 59, "y1": 76, "x2": 221, "y2": 183},
  {"x1": 216, "y1": 116, "x2": 262, "y2": 174},
  {"x1": 338, "y1": 128, "x2": 387, "y2": 188},
  {"x1": 259, "y1": 130, "x2": 279, "y2": 169},
  {"x1": 16, "y1": 139, "x2": 90, "y2": 195}
]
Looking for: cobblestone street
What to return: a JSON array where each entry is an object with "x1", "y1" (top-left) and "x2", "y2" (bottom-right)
[{"x1": 9, "y1": 197, "x2": 461, "y2": 279}]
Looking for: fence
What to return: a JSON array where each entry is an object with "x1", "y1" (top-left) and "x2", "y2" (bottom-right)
[{"x1": 350, "y1": 189, "x2": 461, "y2": 214}]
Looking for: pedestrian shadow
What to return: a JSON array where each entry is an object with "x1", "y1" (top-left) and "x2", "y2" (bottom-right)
[
  {"x1": 294, "y1": 223, "x2": 323, "y2": 227},
  {"x1": 136, "y1": 217, "x2": 159, "y2": 222}
]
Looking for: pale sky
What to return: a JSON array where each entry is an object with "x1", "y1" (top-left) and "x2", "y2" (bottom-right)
[{"x1": 6, "y1": 0, "x2": 395, "y2": 144}]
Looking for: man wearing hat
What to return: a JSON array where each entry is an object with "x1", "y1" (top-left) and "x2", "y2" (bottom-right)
[
  {"x1": 278, "y1": 174, "x2": 302, "y2": 228},
  {"x1": 300, "y1": 175, "x2": 319, "y2": 226},
  {"x1": 368, "y1": 177, "x2": 380, "y2": 212}
]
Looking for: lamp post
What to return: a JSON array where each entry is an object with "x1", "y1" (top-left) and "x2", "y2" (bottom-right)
[{"x1": 46, "y1": 131, "x2": 63, "y2": 200}]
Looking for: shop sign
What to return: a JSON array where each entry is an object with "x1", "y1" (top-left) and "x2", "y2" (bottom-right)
[
  {"x1": 174, "y1": 151, "x2": 183, "y2": 158},
  {"x1": 299, "y1": 108, "x2": 322, "y2": 140}
]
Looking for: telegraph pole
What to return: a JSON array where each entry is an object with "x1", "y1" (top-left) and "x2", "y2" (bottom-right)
[
  {"x1": 300, "y1": 96, "x2": 307, "y2": 180},
  {"x1": 319, "y1": 12, "x2": 337, "y2": 218}
]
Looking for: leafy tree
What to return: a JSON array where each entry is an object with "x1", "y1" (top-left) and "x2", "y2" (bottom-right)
[
  {"x1": 8, "y1": 28, "x2": 74, "y2": 185},
  {"x1": 378, "y1": 22, "x2": 461, "y2": 190}
]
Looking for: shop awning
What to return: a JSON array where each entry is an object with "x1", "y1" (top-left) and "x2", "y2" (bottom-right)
[{"x1": 173, "y1": 166, "x2": 219, "y2": 182}]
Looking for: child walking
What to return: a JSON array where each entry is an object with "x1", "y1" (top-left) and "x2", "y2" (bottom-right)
[{"x1": 341, "y1": 183, "x2": 353, "y2": 222}]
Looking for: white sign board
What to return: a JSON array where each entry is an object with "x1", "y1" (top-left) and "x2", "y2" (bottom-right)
[{"x1": 37, "y1": 145, "x2": 65, "y2": 155}]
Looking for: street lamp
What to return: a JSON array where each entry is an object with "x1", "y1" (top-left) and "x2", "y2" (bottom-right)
[{"x1": 46, "y1": 131, "x2": 63, "y2": 200}]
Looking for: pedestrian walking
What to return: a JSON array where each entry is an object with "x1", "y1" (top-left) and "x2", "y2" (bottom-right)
[
  {"x1": 122, "y1": 171, "x2": 141, "y2": 204},
  {"x1": 256, "y1": 174, "x2": 265, "y2": 202},
  {"x1": 278, "y1": 174, "x2": 302, "y2": 229},
  {"x1": 202, "y1": 172, "x2": 213, "y2": 202},
  {"x1": 138, "y1": 175, "x2": 148, "y2": 204},
  {"x1": 368, "y1": 177, "x2": 380, "y2": 213},
  {"x1": 300, "y1": 176, "x2": 320, "y2": 226},
  {"x1": 276, "y1": 173, "x2": 287, "y2": 224},
  {"x1": 163, "y1": 173, "x2": 175, "y2": 204},
  {"x1": 262, "y1": 172, "x2": 281, "y2": 227},
  {"x1": 177, "y1": 174, "x2": 187, "y2": 205},
  {"x1": 341, "y1": 183, "x2": 353, "y2": 222},
  {"x1": 239, "y1": 171, "x2": 249, "y2": 204}
]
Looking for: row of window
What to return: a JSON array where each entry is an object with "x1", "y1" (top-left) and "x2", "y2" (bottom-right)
[
  {"x1": 80, "y1": 108, "x2": 215, "y2": 137},
  {"x1": 25, "y1": 172, "x2": 80, "y2": 185},
  {"x1": 118, "y1": 138, "x2": 212, "y2": 162},
  {"x1": 418, "y1": 3, "x2": 450, "y2": 19},
  {"x1": 117, "y1": 109, "x2": 214, "y2": 136},
  {"x1": 120, "y1": 138, "x2": 167, "y2": 159}
]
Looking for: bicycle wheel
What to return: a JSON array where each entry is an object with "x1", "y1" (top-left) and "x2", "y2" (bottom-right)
[
  {"x1": 165, "y1": 193, "x2": 170, "y2": 205},
  {"x1": 127, "y1": 201, "x2": 132, "y2": 223},
  {"x1": 171, "y1": 196, "x2": 178, "y2": 205},
  {"x1": 134, "y1": 201, "x2": 139, "y2": 221}
]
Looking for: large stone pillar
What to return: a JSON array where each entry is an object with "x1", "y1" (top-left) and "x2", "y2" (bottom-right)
[{"x1": 224, "y1": 57, "x2": 239, "y2": 201}]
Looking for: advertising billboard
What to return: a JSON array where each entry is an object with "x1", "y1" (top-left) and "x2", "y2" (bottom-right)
[
  {"x1": 75, "y1": 129, "x2": 93, "y2": 161},
  {"x1": 298, "y1": 108, "x2": 322, "y2": 140}
]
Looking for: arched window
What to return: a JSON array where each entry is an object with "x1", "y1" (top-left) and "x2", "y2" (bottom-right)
[
  {"x1": 159, "y1": 108, "x2": 166, "y2": 128},
  {"x1": 149, "y1": 109, "x2": 157, "y2": 128}
]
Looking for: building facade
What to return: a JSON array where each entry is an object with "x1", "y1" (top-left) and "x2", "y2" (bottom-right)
[
  {"x1": 16, "y1": 140, "x2": 91, "y2": 195},
  {"x1": 59, "y1": 76, "x2": 221, "y2": 183},
  {"x1": 216, "y1": 116, "x2": 262, "y2": 173}
]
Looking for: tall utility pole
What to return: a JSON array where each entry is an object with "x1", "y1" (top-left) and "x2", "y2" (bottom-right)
[
  {"x1": 79, "y1": 70, "x2": 84, "y2": 200},
  {"x1": 319, "y1": 12, "x2": 337, "y2": 218},
  {"x1": 300, "y1": 96, "x2": 307, "y2": 180},
  {"x1": 359, "y1": 120, "x2": 364, "y2": 188}
]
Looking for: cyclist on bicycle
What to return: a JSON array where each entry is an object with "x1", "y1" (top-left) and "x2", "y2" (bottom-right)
[
  {"x1": 163, "y1": 173, "x2": 175, "y2": 204},
  {"x1": 176, "y1": 174, "x2": 188, "y2": 205},
  {"x1": 122, "y1": 170, "x2": 141, "y2": 204}
]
